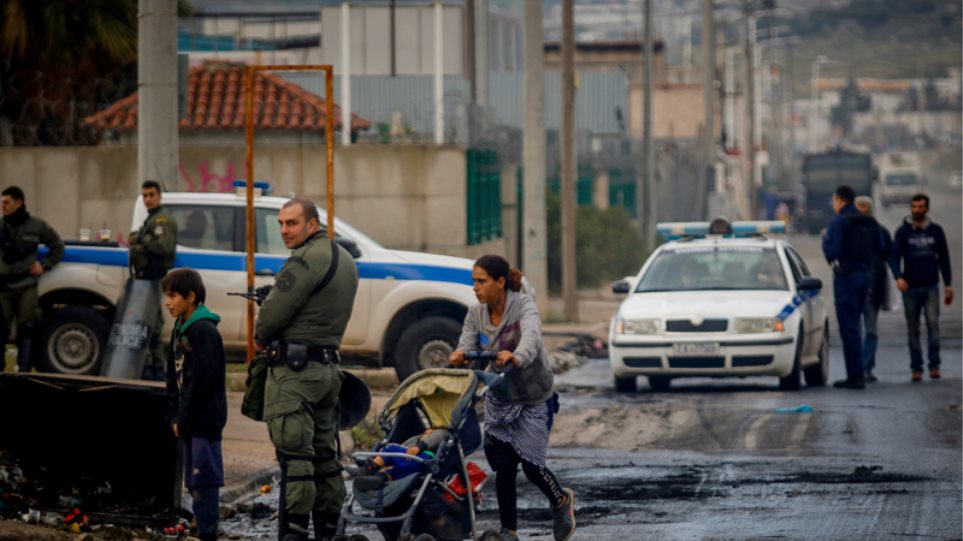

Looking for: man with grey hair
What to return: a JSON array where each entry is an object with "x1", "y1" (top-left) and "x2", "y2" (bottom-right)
[{"x1": 854, "y1": 195, "x2": 892, "y2": 382}]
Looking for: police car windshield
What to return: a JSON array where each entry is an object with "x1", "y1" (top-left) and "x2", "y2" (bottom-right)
[{"x1": 636, "y1": 247, "x2": 788, "y2": 292}]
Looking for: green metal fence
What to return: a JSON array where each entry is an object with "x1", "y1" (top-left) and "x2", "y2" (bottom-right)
[
  {"x1": 466, "y1": 149, "x2": 502, "y2": 245},
  {"x1": 608, "y1": 168, "x2": 637, "y2": 217}
]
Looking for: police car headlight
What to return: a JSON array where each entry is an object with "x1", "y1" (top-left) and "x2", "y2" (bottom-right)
[
  {"x1": 617, "y1": 318, "x2": 660, "y2": 335},
  {"x1": 734, "y1": 318, "x2": 783, "y2": 334}
]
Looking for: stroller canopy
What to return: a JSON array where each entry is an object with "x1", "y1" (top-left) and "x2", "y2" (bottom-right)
[{"x1": 382, "y1": 368, "x2": 479, "y2": 430}]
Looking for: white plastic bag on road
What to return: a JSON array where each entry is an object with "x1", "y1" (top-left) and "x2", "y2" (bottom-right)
[{"x1": 882, "y1": 267, "x2": 902, "y2": 312}]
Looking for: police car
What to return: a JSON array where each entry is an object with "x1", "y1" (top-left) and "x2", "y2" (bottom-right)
[
  {"x1": 608, "y1": 220, "x2": 829, "y2": 392},
  {"x1": 38, "y1": 184, "x2": 476, "y2": 380}
]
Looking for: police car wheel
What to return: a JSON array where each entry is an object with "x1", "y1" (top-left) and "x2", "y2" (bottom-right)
[
  {"x1": 614, "y1": 375, "x2": 637, "y2": 393},
  {"x1": 647, "y1": 376, "x2": 671, "y2": 391},
  {"x1": 778, "y1": 329, "x2": 803, "y2": 391},
  {"x1": 803, "y1": 325, "x2": 830, "y2": 387},
  {"x1": 38, "y1": 306, "x2": 109, "y2": 375},
  {"x1": 394, "y1": 316, "x2": 461, "y2": 381}
]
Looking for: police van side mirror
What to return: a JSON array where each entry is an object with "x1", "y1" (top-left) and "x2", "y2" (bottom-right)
[
  {"x1": 337, "y1": 238, "x2": 362, "y2": 259},
  {"x1": 612, "y1": 280, "x2": 631, "y2": 294},
  {"x1": 798, "y1": 277, "x2": 822, "y2": 291}
]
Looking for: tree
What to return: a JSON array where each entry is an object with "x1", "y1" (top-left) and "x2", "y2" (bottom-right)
[{"x1": 0, "y1": 0, "x2": 193, "y2": 145}]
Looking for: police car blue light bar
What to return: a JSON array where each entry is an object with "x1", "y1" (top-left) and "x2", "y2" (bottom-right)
[{"x1": 657, "y1": 220, "x2": 786, "y2": 241}]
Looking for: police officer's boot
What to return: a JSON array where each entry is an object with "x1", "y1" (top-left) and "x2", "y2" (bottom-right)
[
  {"x1": 279, "y1": 513, "x2": 310, "y2": 541},
  {"x1": 16, "y1": 322, "x2": 35, "y2": 373},
  {"x1": 313, "y1": 512, "x2": 339, "y2": 541}
]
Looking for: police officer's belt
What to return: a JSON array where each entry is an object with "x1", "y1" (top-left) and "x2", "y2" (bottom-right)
[
  {"x1": 268, "y1": 341, "x2": 340, "y2": 370},
  {"x1": 0, "y1": 272, "x2": 31, "y2": 285}
]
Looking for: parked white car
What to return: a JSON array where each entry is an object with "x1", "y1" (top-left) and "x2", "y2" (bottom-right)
[
  {"x1": 608, "y1": 221, "x2": 829, "y2": 392},
  {"x1": 38, "y1": 189, "x2": 476, "y2": 380}
]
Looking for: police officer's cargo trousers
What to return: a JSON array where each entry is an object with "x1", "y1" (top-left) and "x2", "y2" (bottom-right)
[
  {"x1": 142, "y1": 281, "x2": 166, "y2": 380},
  {"x1": 264, "y1": 362, "x2": 344, "y2": 535},
  {"x1": 0, "y1": 284, "x2": 40, "y2": 372},
  {"x1": 834, "y1": 271, "x2": 869, "y2": 381}
]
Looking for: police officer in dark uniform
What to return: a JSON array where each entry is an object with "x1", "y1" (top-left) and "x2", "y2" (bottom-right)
[
  {"x1": 0, "y1": 186, "x2": 64, "y2": 372},
  {"x1": 822, "y1": 185, "x2": 884, "y2": 389},
  {"x1": 255, "y1": 196, "x2": 359, "y2": 541},
  {"x1": 129, "y1": 180, "x2": 178, "y2": 380}
]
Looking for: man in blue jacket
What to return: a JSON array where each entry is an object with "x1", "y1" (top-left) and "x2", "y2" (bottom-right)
[
  {"x1": 889, "y1": 193, "x2": 953, "y2": 382},
  {"x1": 823, "y1": 186, "x2": 884, "y2": 389}
]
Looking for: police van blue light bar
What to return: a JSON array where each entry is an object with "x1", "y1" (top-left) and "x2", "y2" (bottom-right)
[
  {"x1": 232, "y1": 179, "x2": 273, "y2": 195},
  {"x1": 657, "y1": 220, "x2": 786, "y2": 241}
]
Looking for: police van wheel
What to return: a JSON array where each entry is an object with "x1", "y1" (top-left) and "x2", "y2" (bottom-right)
[
  {"x1": 394, "y1": 316, "x2": 461, "y2": 381},
  {"x1": 38, "y1": 306, "x2": 109, "y2": 375},
  {"x1": 803, "y1": 326, "x2": 830, "y2": 387}
]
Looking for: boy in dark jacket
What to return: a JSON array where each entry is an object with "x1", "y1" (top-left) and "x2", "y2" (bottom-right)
[
  {"x1": 162, "y1": 268, "x2": 227, "y2": 541},
  {"x1": 889, "y1": 193, "x2": 953, "y2": 381}
]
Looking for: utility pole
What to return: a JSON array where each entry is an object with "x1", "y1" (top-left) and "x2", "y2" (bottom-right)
[
  {"x1": 523, "y1": 0, "x2": 548, "y2": 312},
  {"x1": 701, "y1": 0, "x2": 715, "y2": 219},
  {"x1": 643, "y1": 0, "x2": 655, "y2": 251},
  {"x1": 138, "y1": 0, "x2": 178, "y2": 190},
  {"x1": 561, "y1": 0, "x2": 577, "y2": 322},
  {"x1": 433, "y1": 0, "x2": 444, "y2": 145},
  {"x1": 742, "y1": 0, "x2": 756, "y2": 219},
  {"x1": 341, "y1": 1, "x2": 352, "y2": 146}
]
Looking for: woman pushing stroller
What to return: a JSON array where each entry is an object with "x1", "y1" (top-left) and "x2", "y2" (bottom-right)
[{"x1": 449, "y1": 255, "x2": 576, "y2": 541}]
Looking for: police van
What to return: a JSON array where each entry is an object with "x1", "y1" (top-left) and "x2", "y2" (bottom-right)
[
  {"x1": 608, "y1": 220, "x2": 830, "y2": 392},
  {"x1": 37, "y1": 186, "x2": 476, "y2": 380}
]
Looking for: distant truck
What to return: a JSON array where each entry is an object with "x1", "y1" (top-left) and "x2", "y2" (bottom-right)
[
  {"x1": 876, "y1": 151, "x2": 923, "y2": 208},
  {"x1": 799, "y1": 147, "x2": 876, "y2": 234},
  {"x1": 37, "y1": 188, "x2": 477, "y2": 380}
]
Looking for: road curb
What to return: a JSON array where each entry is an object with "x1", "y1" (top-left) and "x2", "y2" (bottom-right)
[{"x1": 221, "y1": 466, "x2": 280, "y2": 505}]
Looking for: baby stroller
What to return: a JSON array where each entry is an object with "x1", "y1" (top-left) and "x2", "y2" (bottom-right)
[{"x1": 336, "y1": 366, "x2": 492, "y2": 541}]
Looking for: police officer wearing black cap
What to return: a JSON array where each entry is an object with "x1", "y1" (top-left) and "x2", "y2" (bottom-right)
[{"x1": 822, "y1": 185, "x2": 885, "y2": 389}]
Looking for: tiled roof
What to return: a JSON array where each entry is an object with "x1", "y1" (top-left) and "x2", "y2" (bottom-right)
[{"x1": 84, "y1": 61, "x2": 370, "y2": 133}]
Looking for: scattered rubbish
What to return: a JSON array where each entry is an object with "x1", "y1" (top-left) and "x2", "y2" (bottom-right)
[
  {"x1": 775, "y1": 404, "x2": 814, "y2": 413},
  {"x1": 258, "y1": 484, "x2": 273, "y2": 494}
]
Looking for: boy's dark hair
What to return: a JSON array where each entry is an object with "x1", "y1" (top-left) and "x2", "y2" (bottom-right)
[
  {"x1": 474, "y1": 254, "x2": 523, "y2": 292},
  {"x1": 2, "y1": 186, "x2": 25, "y2": 202},
  {"x1": 142, "y1": 180, "x2": 162, "y2": 192},
  {"x1": 834, "y1": 185, "x2": 855, "y2": 203},
  {"x1": 911, "y1": 193, "x2": 930, "y2": 208},
  {"x1": 161, "y1": 268, "x2": 206, "y2": 305}
]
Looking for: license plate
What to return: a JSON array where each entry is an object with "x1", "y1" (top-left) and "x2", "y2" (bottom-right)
[{"x1": 672, "y1": 342, "x2": 720, "y2": 356}]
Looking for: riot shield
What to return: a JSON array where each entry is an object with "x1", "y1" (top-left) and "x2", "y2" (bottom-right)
[{"x1": 101, "y1": 278, "x2": 162, "y2": 380}]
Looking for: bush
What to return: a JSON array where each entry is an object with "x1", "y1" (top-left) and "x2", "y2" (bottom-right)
[{"x1": 546, "y1": 192, "x2": 648, "y2": 292}]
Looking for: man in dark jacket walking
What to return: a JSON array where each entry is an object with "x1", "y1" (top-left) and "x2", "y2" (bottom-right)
[
  {"x1": 889, "y1": 193, "x2": 953, "y2": 382},
  {"x1": 823, "y1": 186, "x2": 885, "y2": 389},
  {"x1": 854, "y1": 196, "x2": 892, "y2": 382}
]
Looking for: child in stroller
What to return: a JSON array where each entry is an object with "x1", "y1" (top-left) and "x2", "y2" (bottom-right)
[
  {"x1": 336, "y1": 367, "x2": 490, "y2": 541},
  {"x1": 348, "y1": 427, "x2": 450, "y2": 491}
]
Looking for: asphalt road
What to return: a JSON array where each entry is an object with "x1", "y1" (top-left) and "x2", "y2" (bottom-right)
[{"x1": 226, "y1": 182, "x2": 962, "y2": 540}]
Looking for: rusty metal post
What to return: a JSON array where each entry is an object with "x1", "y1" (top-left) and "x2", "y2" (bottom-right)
[
  {"x1": 243, "y1": 64, "x2": 337, "y2": 361},
  {"x1": 244, "y1": 66, "x2": 256, "y2": 362}
]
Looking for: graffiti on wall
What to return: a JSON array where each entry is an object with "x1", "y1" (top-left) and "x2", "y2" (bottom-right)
[{"x1": 179, "y1": 161, "x2": 246, "y2": 193}]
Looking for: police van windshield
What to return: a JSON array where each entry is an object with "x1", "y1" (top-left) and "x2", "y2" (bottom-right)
[{"x1": 636, "y1": 247, "x2": 788, "y2": 292}]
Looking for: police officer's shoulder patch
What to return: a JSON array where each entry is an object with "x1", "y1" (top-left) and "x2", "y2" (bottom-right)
[
  {"x1": 276, "y1": 270, "x2": 296, "y2": 292},
  {"x1": 155, "y1": 217, "x2": 168, "y2": 224}
]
